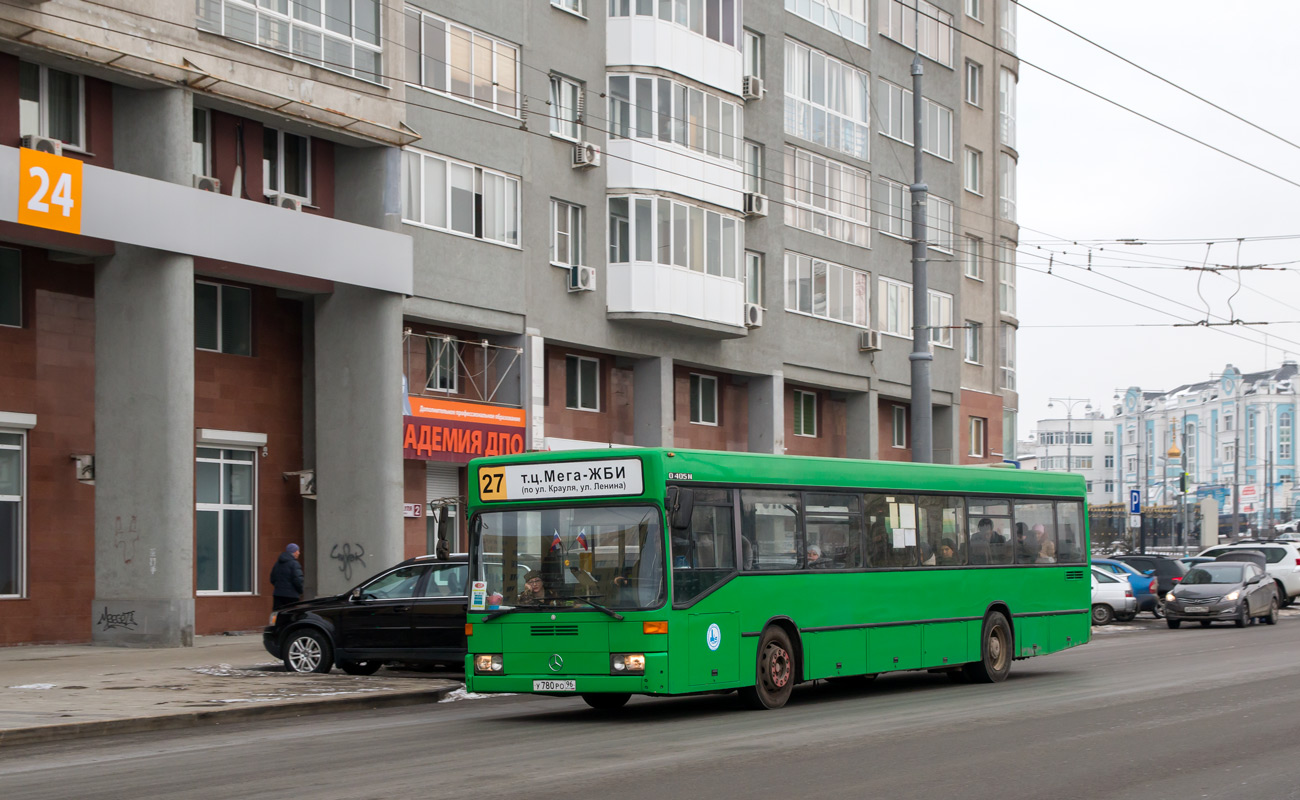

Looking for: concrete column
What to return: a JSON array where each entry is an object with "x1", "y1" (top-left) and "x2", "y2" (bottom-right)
[
  {"x1": 299, "y1": 300, "x2": 319, "y2": 599},
  {"x1": 847, "y1": 390, "x2": 879, "y2": 460},
  {"x1": 747, "y1": 370, "x2": 784, "y2": 454},
  {"x1": 634, "y1": 356, "x2": 674, "y2": 447},
  {"x1": 92, "y1": 87, "x2": 195, "y2": 646},
  {"x1": 314, "y1": 285, "x2": 404, "y2": 596}
]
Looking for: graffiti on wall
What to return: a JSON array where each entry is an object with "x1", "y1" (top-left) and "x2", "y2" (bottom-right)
[{"x1": 330, "y1": 543, "x2": 367, "y2": 582}]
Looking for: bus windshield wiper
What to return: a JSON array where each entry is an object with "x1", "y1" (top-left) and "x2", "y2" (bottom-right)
[
  {"x1": 483, "y1": 605, "x2": 527, "y2": 622},
  {"x1": 570, "y1": 598, "x2": 624, "y2": 620}
]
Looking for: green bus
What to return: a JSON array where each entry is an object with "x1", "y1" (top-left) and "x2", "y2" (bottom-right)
[{"x1": 464, "y1": 448, "x2": 1091, "y2": 710}]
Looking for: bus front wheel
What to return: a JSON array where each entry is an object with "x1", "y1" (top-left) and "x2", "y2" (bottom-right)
[
  {"x1": 738, "y1": 627, "x2": 795, "y2": 710},
  {"x1": 962, "y1": 612, "x2": 1012, "y2": 684},
  {"x1": 581, "y1": 693, "x2": 630, "y2": 710}
]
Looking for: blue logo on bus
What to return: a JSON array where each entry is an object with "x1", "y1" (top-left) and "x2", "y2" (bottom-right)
[{"x1": 706, "y1": 623, "x2": 721, "y2": 651}]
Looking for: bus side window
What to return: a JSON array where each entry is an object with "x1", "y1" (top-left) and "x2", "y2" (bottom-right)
[
  {"x1": 863, "y1": 493, "x2": 918, "y2": 568},
  {"x1": 1013, "y1": 500, "x2": 1057, "y2": 564},
  {"x1": 1056, "y1": 501, "x2": 1084, "y2": 562},
  {"x1": 804, "y1": 492, "x2": 862, "y2": 569},
  {"x1": 741, "y1": 490, "x2": 801, "y2": 571},
  {"x1": 919, "y1": 495, "x2": 966, "y2": 566}
]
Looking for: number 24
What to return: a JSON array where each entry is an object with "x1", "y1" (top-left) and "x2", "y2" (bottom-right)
[{"x1": 27, "y1": 165, "x2": 75, "y2": 217}]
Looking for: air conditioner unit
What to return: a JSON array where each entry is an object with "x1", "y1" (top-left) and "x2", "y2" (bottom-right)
[
  {"x1": 858, "y1": 329, "x2": 882, "y2": 352},
  {"x1": 21, "y1": 135, "x2": 62, "y2": 156},
  {"x1": 269, "y1": 194, "x2": 303, "y2": 211},
  {"x1": 282, "y1": 469, "x2": 317, "y2": 499},
  {"x1": 193, "y1": 174, "x2": 221, "y2": 193},
  {"x1": 742, "y1": 75, "x2": 764, "y2": 101},
  {"x1": 744, "y1": 192, "x2": 768, "y2": 218},
  {"x1": 567, "y1": 265, "x2": 597, "y2": 293},
  {"x1": 572, "y1": 141, "x2": 602, "y2": 168},
  {"x1": 744, "y1": 302, "x2": 763, "y2": 328}
]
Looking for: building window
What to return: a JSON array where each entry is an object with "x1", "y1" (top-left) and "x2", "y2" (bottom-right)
[
  {"x1": 607, "y1": 74, "x2": 744, "y2": 163},
  {"x1": 401, "y1": 149, "x2": 520, "y2": 246},
  {"x1": 928, "y1": 195, "x2": 954, "y2": 252},
  {"x1": 745, "y1": 251, "x2": 763, "y2": 305},
  {"x1": 878, "y1": 80, "x2": 914, "y2": 145},
  {"x1": 999, "y1": 323, "x2": 1016, "y2": 391},
  {"x1": 999, "y1": 239, "x2": 1017, "y2": 315},
  {"x1": 1000, "y1": 153, "x2": 1017, "y2": 220},
  {"x1": 1281, "y1": 412, "x2": 1292, "y2": 460},
  {"x1": 196, "y1": 447, "x2": 255, "y2": 594},
  {"x1": 892, "y1": 405, "x2": 907, "y2": 448},
  {"x1": 0, "y1": 248, "x2": 19, "y2": 329},
  {"x1": 784, "y1": 39, "x2": 870, "y2": 160},
  {"x1": 403, "y1": 8, "x2": 517, "y2": 115},
  {"x1": 565, "y1": 355, "x2": 599, "y2": 411},
  {"x1": 793, "y1": 390, "x2": 817, "y2": 437},
  {"x1": 999, "y1": 67, "x2": 1017, "y2": 148},
  {"x1": 549, "y1": 75, "x2": 583, "y2": 140},
  {"x1": 553, "y1": 0, "x2": 584, "y2": 14},
  {"x1": 263, "y1": 128, "x2": 311, "y2": 202},
  {"x1": 551, "y1": 200, "x2": 584, "y2": 266},
  {"x1": 965, "y1": 320, "x2": 982, "y2": 363},
  {"x1": 426, "y1": 336, "x2": 458, "y2": 393},
  {"x1": 607, "y1": 195, "x2": 743, "y2": 278},
  {"x1": 745, "y1": 141, "x2": 764, "y2": 194},
  {"x1": 966, "y1": 0, "x2": 983, "y2": 20},
  {"x1": 0, "y1": 430, "x2": 24, "y2": 597},
  {"x1": 965, "y1": 148, "x2": 982, "y2": 195},
  {"x1": 880, "y1": 0, "x2": 954, "y2": 66},
  {"x1": 878, "y1": 277, "x2": 912, "y2": 338},
  {"x1": 1126, "y1": 456, "x2": 1137, "y2": 473},
  {"x1": 970, "y1": 417, "x2": 986, "y2": 457},
  {"x1": 785, "y1": 253, "x2": 870, "y2": 327},
  {"x1": 199, "y1": 0, "x2": 382, "y2": 82},
  {"x1": 1104, "y1": 481, "x2": 1114, "y2": 493},
  {"x1": 875, "y1": 177, "x2": 909, "y2": 238},
  {"x1": 922, "y1": 98, "x2": 953, "y2": 161},
  {"x1": 965, "y1": 61, "x2": 982, "y2": 106},
  {"x1": 787, "y1": 0, "x2": 868, "y2": 44},
  {"x1": 195, "y1": 281, "x2": 252, "y2": 356},
  {"x1": 690, "y1": 374, "x2": 719, "y2": 425},
  {"x1": 1104, "y1": 430, "x2": 1115, "y2": 446},
  {"x1": 1248, "y1": 412, "x2": 1257, "y2": 459},
  {"x1": 1003, "y1": 408, "x2": 1016, "y2": 457},
  {"x1": 1074, "y1": 456, "x2": 1093, "y2": 470},
  {"x1": 999, "y1": 0, "x2": 1017, "y2": 51},
  {"x1": 783, "y1": 146, "x2": 871, "y2": 247},
  {"x1": 929, "y1": 290, "x2": 953, "y2": 348},
  {"x1": 1105, "y1": 454, "x2": 1114, "y2": 469},
  {"x1": 608, "y1": 0, "x2": 742, "y2": 48},
  {"x1": 744, "y1": 29, "x2": 762, "y2": 77},
  {"x1": 192, "y1": 109, "x2": 211, "y2": 178},
  {"x1": 18, "y1": 61, "x2": 84, "y2": 149},
  {"x1": 963, "y1": 235, "x2": 983, "y2": 280}
]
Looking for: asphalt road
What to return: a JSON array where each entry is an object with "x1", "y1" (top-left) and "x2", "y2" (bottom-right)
[{"x1": 4, "y1": 616, "x2": 1300, "y2": 800}]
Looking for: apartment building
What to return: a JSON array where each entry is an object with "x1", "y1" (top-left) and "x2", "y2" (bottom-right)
[{"x1": 0, "y1": 0, "x2": 1019, "y2": 646}]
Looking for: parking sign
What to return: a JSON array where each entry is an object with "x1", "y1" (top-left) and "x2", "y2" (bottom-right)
[{"x1": 1129, "y1": 489, "x2": 1141, "y2": 514}]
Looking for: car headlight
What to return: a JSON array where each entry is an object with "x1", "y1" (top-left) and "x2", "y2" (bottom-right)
[
  {"x1": 1165, "y1": 592, "x2": 1176, "y2": 602},
  {"x1": 474, "y1": 654, "x2": 504, "y2": 674},
  {"x1": 610, "y1": 653, "x2": 646, "y2": 675},
  {"x1": 1223, "y1": 590, "x2": 1240, "y2": 602}
]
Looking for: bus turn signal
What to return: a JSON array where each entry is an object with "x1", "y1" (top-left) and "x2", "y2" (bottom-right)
[{"x1": 643, "y1": 621, "x2": 668, "y2": 635}]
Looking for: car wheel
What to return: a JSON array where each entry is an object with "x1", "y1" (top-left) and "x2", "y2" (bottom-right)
[
  {"x1": 1235, "y1": 603, "x2": 1248, "y2": 628},
  {"x1": 339, "y1": 659, "x2": 383, "y2": 676},
  {"x1": 1275, "y1": 584, "x2": 1291, "y2": 607},
  {"x1": 738, "y1": 627, "x2": 796, "y2": 710},
  {"x1": 284, "y1": 628, "x2": 333, "y2": 673},
  {"x1": 962, "y1": 612, "x2": 1012, "y2": 684},
  {"x1": 581, "y1": 693, "x2": 631, "y2": 711},
  {"x1": 1264, "y1": 596, "x2": 1279, "y2": 625},
  {"x1": 1199, "y1": 620, "x2": 1212, "y2": 628},
  {"x1": 1091, "y1": 604, "x2": 1114, "y2": 626},
  {"x1": 1166, "y1": 619, "x2": 1181, "y2": 629}
]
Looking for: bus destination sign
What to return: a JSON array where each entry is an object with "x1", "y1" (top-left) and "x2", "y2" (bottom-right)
[{"x1": 478, "y1": 458, "x2": 644, "y2": 502}]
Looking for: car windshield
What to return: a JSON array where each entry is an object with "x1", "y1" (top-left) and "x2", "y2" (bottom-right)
[
  {"x1": 1183, "y1": 564, "x2": 1246, "y2": 585},
  {"x1": 472, "y1": 504, "x2": 666, "y2": 611}
]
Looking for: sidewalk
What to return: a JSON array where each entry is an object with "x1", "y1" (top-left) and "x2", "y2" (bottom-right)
[{"x1": 0, "y1": 634, "x2": 461, "y2": 746}]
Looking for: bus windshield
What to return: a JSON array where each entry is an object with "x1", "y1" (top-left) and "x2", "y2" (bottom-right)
[{"x1": 472, "y1": 504, "x2": 666, "y2": 611}]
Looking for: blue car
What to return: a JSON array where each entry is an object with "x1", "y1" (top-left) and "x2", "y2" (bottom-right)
[{"x1": 1092, "y1": 558, "x2": 1160, "y2": 617}]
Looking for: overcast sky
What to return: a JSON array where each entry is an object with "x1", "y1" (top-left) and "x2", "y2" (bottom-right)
[{"x1": 1013, "y1": 0, "x2": 1300, "y2": 442}]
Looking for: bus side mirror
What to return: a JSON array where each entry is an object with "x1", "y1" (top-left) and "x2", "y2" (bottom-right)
[{"x1": 667, "y1": 486, "x2": 695, "y2": 531}]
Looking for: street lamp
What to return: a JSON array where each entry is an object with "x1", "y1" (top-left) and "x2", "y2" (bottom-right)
[{"x1": 1048, "y1": 397, "x2": 1093, "y2": 475}]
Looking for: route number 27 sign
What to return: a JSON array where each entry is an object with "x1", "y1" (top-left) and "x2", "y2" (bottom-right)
[{"x1": 17, "y1": 147, "x2": 82, "y2": 235}]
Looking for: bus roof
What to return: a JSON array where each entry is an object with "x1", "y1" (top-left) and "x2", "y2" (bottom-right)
[{"x1": 468, "y1": 447, "x2": 1085, "y2": 500}]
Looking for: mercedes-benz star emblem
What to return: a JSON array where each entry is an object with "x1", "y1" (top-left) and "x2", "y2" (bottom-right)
[{"x1": 548, "y1": 654, "x2": 564, "y2": 672}]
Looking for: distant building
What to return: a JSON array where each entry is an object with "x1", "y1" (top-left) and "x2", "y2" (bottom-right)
[{"x1": 1029, "y1": 413, "x2": 1113, "y2": 507}]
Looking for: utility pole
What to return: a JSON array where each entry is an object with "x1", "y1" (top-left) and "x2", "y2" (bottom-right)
[{"x1": 908, "y1": 45, "x2": 933, "y2": 464}]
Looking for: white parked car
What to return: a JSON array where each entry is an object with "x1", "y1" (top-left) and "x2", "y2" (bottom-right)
[
  {"x1": 1195, "y1": 542, "x2": 1300, "y2": 606},
  {"x1": 1091, "y1": 567, "x2": 1136, "y2": 625}
]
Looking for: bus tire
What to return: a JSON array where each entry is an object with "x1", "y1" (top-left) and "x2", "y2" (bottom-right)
[
  {"x1": 962, "y1": 612, "x2": 1012, "y2": 684},
  {"x1": 581, "y1": 693, "x2": 630, "y2": 710},
  {"x1": 738, "y1": 627, "x2": 796, "y2": 710}
]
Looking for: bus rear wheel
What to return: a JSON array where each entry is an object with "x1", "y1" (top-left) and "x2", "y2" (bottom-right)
[
  {"x1": 962, "y1": 612, "x2": 1012, "y2": 684},
  {"x1": 739, "y1": 627, "x2": 795, "y2": 710},
  {"x1": 581, "y1": 693, "x2": 630, "y2": 710}
]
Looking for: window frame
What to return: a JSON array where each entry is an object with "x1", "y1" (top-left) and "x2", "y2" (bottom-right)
[
  {"x1": 999, "y1": 239, "x2": 1017, "y2": 316},
  {"x1": 877, "y1": 79, "x2": 914, "y2": 145},
  {"x1": 745, "y1": 250, "x2": 763, "y2": 306},
  {"x1": 0, "y1": 428, "x2": 27, "y2": 599},
  {"x1": 793, "y1": 389, "x2": 817, "y2": 438},
  {"x1": 892, "y1": 405, "x2": 907, "y2": 449},
  {"x1": 550, "y1": 199, "x2": 585, "y2": 267},
  {"x1": 965, "y1": 60, "x2": 982, "y2": 107},
  {"x1": 964, "y1": 319, "x2": 982, "y2": 364},
  {"x1": 552, "y1": 0, "x2": 586, "y2": 17},
  {"x1": 18, "y1": 61, "x2": 86, "y2": 150},
  {"x1": 880, "y1": 0, "x2": 954, "y2": 67},
  {"x1": 565, "y1": 354, "x2": 600, "y2": 412},
  {"x1": 262, "y1": 127, "x2": 312, "y2": 203},
  {"x1": 1000, "y1": 152, "x2": 1017, "y2": 221},
  {"x1": 607, "y1": 73, "x2": 745, "y2": 165},
  {"x1": 744, "y1": 29, "x2": 763, "y2": 78},
  {"x1": 195, "y1": 281, "x2": 253, "y2": 357},
  {"x1": 878, "y1": 276, "x2": 913, "y2": 339},
  {"x1": 426, "y1": 335, "x2": 459, "y2": 394},
  {"x1": 966, "y1": 0, "x2": 984, "y2": 22},
  {"x1": 969, "y1": 417, "x2": 987, "y2": 457},
  {"x1": 606, "y1": 194, "x2": 744, "y2": 279},
  {"x1": 999, "y1": 67, "x2": 1017, "y2": 149},
  {"x1": 922, "y1": 98, "x2": 953, "y2": 161},
  {"x1": 963, "y1": 235, "x2": 984, "y2": 280},
  {"x1": 198, "y1": 0, "x2": 384, "y2": 83},
  {"x1": 999, "y1": 323, "x2": 1017, "y2": 391},
  {"x1": 784, "y1": 38, "x2": 871, "y2": 161},
  {"x1": 875, "y1": 177, "x2": 909, "y2": 239},
  {"x1": 784, "y1": 252, "x2": 871, "y2": 328},
  {"x1": 783, "y1": 145, "x2": 872, "y2": 248},
  {"x1": 928, "y1": 290, "x2": 953, "y2": 348},
  {"x1": 549, "y1": 74, "x2": 583, "y2": 141},
  {"x1": 404, "y1": 8, "x2": 520, "y2": 117},
  {"x1": 964, "y1": 147, "x2": 983, "y2": 195},
  {"x1": 689, "y1": 373, "x2": 719, "y2": 426},
  {"x1": 195, "y1": 446, "x2": 257, "y2": 596},
  {"x1": 744, "y1": 140, "x2": 764, "y2": 194},
  {"x1": 401, "y1": 148, "x2": 522, "y2": 248}
]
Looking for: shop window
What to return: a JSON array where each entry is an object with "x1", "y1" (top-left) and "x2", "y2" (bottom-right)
[{"x1": 0, "y1": 431, "x2": 24, "y2": 597}]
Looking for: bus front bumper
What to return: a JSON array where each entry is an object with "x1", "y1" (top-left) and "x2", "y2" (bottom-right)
[{"x1": 466, "y1": 652, "x2": 668, "y2": 695}]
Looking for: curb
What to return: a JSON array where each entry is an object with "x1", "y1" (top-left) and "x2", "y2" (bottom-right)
[{"x1": 0, "y1": 685, "x2": 457, "y2": 748}]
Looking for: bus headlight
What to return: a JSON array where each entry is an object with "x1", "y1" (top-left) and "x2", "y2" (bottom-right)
[
  {"x1": 610, "y1": 653, "x2": 646, "y2": 675},
  {"x1": 474, "y1": 654, "x2": 504, "y2": 674}
]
